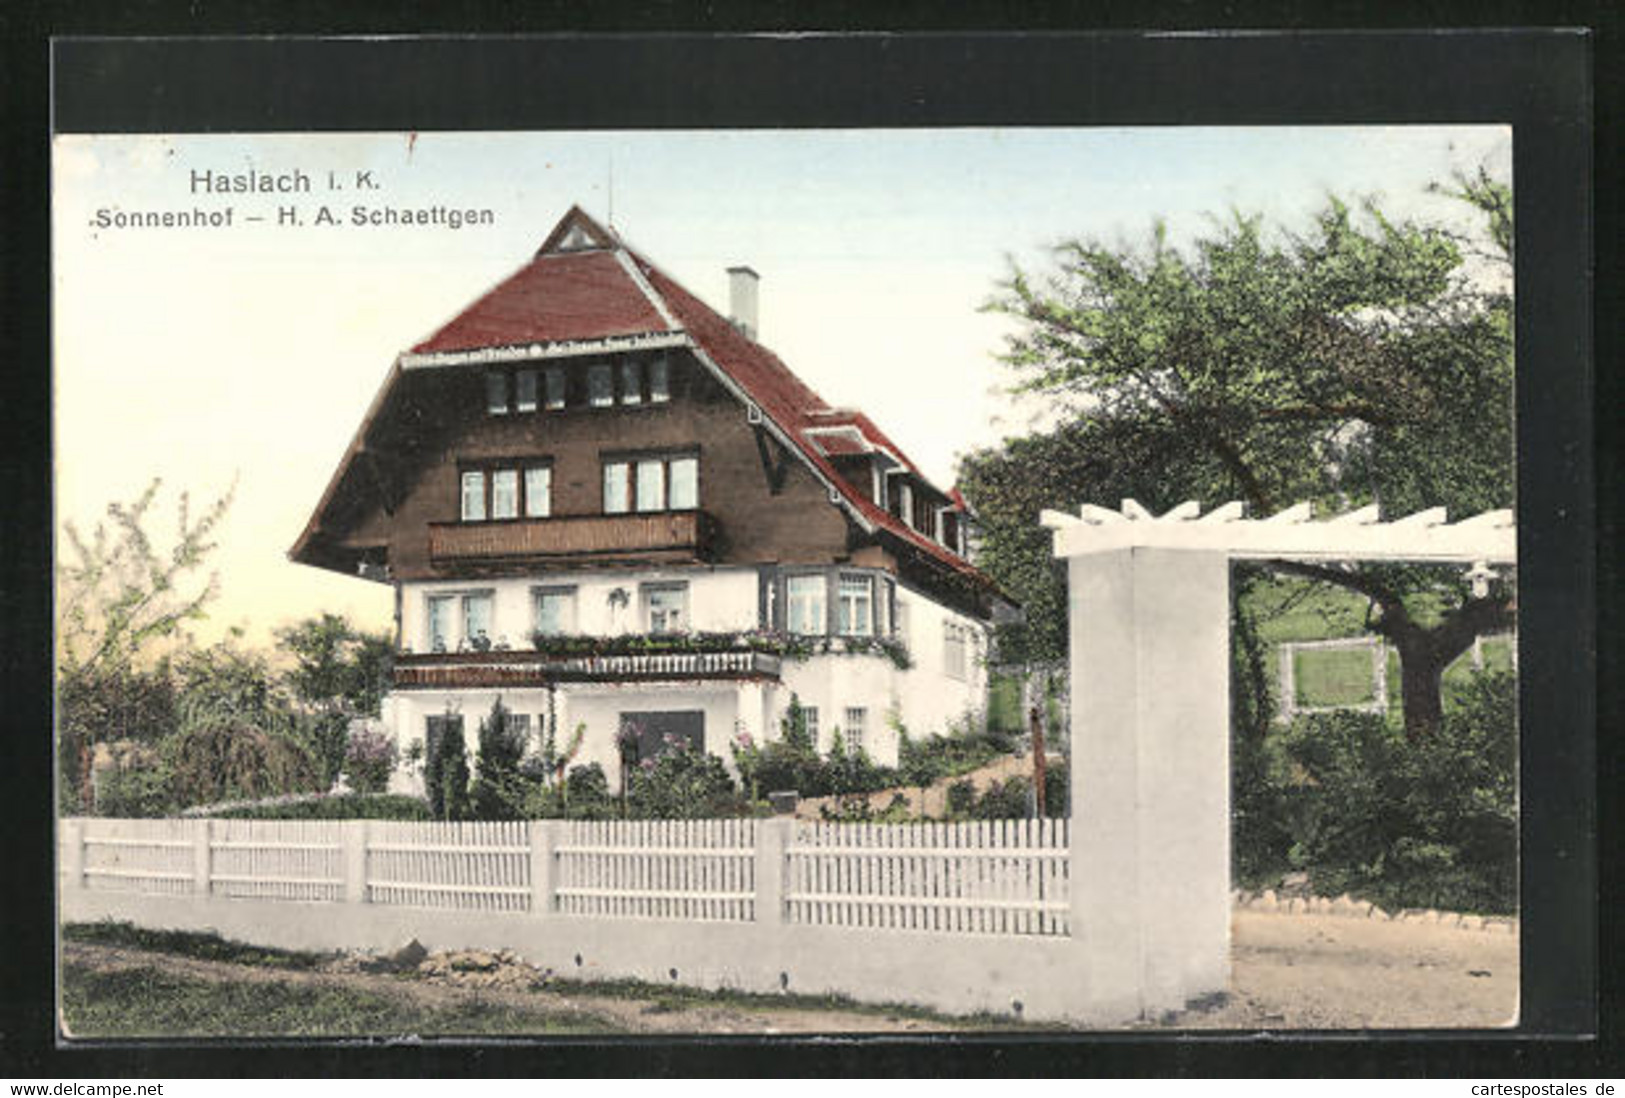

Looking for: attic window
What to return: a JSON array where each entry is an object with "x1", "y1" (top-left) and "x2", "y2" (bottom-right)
[
  {"x1": 545, "y1": 367, "x2": 567, "y2": 410},
  {"x1": 486, "y1": 371, "x2": 509, "y2": 415},
  {"x1": 588, "y1": 363, "x2": 614, "y2": 407},
  {"x1": 558, "y1": 223, "x2": 596, "y2": 251},
  {"x1": 516, "y1": 369, "x2": 538, "y2": 413},
  {"x1": 649, "y1": 357, "x2": 670, "y2": 403}
]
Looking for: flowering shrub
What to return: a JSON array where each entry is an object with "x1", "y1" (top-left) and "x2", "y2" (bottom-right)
[
  {"x1": 530, "y1": 628, "x2": 912, "y2": 670},
  {"x1": 627, "y1": 741, "x2": 742, "y2": 819},
  {"x1": 342, "y1": 727, "x2": 397, "y2": 794}
]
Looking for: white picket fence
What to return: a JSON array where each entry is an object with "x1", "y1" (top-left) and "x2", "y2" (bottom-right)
[
  {"x1": 786, "y1": 819, "x2": 1070, "y2": 937},
  {"x1": 63, "y1": 815, "x2": 1069, "y2": 938}
]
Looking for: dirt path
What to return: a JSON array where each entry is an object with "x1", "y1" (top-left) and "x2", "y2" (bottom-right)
[
  {"x1": 1150, "y1": 910, "x2": 1519, "y2": 1030},
  {"x1": 62, "y1": 907, "x2": 1518, "y2": 1034},
  {"x1": 61, "y1": 941, "x2": 959, "y2": 1035}
]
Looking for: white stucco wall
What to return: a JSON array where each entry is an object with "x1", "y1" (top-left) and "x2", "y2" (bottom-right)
[{"x1": 399, "y1": 566, "x2": 760, "y2": 653}]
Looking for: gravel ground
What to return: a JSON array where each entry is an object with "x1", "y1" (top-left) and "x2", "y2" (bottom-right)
[{"x1": 61, "y1": 908, "x2": 1518, "y2": 1035}]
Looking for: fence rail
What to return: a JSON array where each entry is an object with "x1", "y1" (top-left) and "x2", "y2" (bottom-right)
[{"x1": 62, "y1": 815, "x2": 1071, "y2": 939}]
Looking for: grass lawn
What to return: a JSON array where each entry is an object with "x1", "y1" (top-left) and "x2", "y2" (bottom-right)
[
  {"x1": 1294, "y1": 647, "x2": 1379, "y2": 708},
  {"x1": 60, "y1": 960, "x2": 612, "y2": 1038}
]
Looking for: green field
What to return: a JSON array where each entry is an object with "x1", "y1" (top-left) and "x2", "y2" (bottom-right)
[{"x1": 1293, "y1": 647, "x2": 1379, "y2": 709}]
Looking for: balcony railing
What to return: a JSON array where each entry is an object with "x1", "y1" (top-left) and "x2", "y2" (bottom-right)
[
  {"x1": 393, "y1": 647, "x2": 781, "y2": 690},
  {"x1": 428, "y1": 511, "x2": 714, "y2": 565}
]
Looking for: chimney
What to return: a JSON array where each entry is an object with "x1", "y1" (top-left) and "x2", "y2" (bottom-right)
[{"x1": 727, "y1": 265, "x2": 760, "y2": 339}]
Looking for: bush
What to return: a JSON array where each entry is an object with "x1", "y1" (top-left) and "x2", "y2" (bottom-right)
[
  {"x1": 1242, "y1": 671, "x2": 1517, "y2": 914},
  {"x1": 627, "y1": 744, "x2": 742, "y2": 819},
  {"x1": 95, "y1": 764, "x2": 178, "y2": 818},
  {"x1": 342, "y1": 727, "x2": 397, "y2": 795},
  {"x1": 471, "y1": 699, "x2": 529, "y2": 820},
  {"x1": 430, "y1": 723, "x2": 471, "y2": 821},
  {"x1": 164, "y1": 722, "x2": 321, "y2": 807},
  {"x1": 214, "y1": 794, "x2": 432, "y2": 820}
]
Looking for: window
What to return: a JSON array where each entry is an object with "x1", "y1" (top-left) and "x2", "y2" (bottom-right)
[
  {"x1": 843, "y1": 707, "x2": 867, "y2": 754},
  {"x1": 943, "y1": 622, "x2": 968, "y2": 681},
  {"x1": 620, "y1": 360, "x2": 642, "y2": 405},
  {"x1": 463, "y1": 593, "x2": 493, "y2": 648},
  {"x1": 803, "y1": 706, "x2": 820, "y2": 749},
  {"x1": 649, "y1": 356, "x2": 670, "y2": 403},
  {"x1": 544, "y1": 367, "x2": 567, "y2": 409},
  {"x1": 837, "y1": 574, "x2": 874, "y2": 636},
  {"x1": 786, "y1": 574, "x2": 826, "y2": 635},
  {"x1": 635, "y1": 459, "x2": 665, "y2": 513},
  {"x1": 491, "y1": 469, "x2": 519, "y2": 519},
  {"x1": 532, "y1": 586, "x2": 576, "y2": 636},
  {"x1": 524, "y1": 466, "x2": 552, "y2": 518},
  {"x1": 603, "y1": 454, "x2": 698, "y2": 514},
  {"x1": 668, "y1": 456, "x2": 698, "y2": 510},
  {"x1": 644, "y1": 584, "x2": 688, "y2": 634},
  {"x1": 426, "y1": 595, "x2": 454, "y2": 652},
  {"x1": 895, "y1": 599, "x2": 910, "y2": 643},
  {"x1": 426, "y1": 591, "x2": 494, "y2": 652},
  {"x1": 485, "y1": 371, "x2": 509, "y2": 415},
  {"x1": 516, "y1": 369, "x2": 538, "y2": 412},
  {"x1": 588, "y1": 363, "x2": 614, "y2": 407},
  {"x1": 461, "y1": 471, "x2": 486, "y2": 521}
]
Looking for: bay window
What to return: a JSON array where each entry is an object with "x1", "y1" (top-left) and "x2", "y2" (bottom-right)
[
  {"x1": 837, "y1": 573, "x2": 874, "y2": 636},
  {"x1": 786, "y1": 574, "x2": 826, "y2": 635}
]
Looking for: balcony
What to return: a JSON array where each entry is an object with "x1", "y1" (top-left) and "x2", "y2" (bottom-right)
[
  {"x1": 428, "y1": 511, "x2": 715, "y2": 566},
  {"x1": 393, "y1": 647, "x2": 781, "y2": 690}
]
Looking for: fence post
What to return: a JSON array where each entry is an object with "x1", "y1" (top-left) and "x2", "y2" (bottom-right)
[
  {"x1": 529, "y1": 820, "x2": 554, "y2": 916},
  {"x1": 343, "y1": 820, "x2": 369, "y2": 905},
  {"x1": 192, "y1": 818, "x2": 212, "y2": 896},
  {"x1": 61, "y1": 818, "x2": 85, "y2": 893},
  {"x1": 755, "y1": 818, "x2": 788, "y2": 925}
]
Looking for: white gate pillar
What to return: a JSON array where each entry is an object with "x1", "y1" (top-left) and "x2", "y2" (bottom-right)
[
  {"x1": 1067, "y1": 547, "x2": 1231, "y2": 1019},
  {"x1": 1047, "y1": 497, "x2": 1515, "y2": 1023}
]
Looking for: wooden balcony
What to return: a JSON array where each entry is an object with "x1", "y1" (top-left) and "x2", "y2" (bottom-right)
[
  {"x1": 393, "y1": 647, "x2": 781, "y2": 690},
  {"x1": 428, "y1": 511, "x2": 715, "y2": 566}
]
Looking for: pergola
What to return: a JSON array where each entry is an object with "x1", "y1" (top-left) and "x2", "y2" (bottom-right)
[{"x1": 1044, "y1": 499, "x2": 1516, "y2": 1020}]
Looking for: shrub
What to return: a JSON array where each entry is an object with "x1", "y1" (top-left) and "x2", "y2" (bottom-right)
[
  {"x1": 627, "y1": 743, "x2": 742, "y2": 819},
  {"x1": 214, "y1": 794, "x2": 432, "y2": 820},
  {"x1": 342, "y1": 727, "x2": 397, "y2": 795},
  {"x1": 563, "y1": 763, "x2": 614, "y2": 819},
  {"x1": 431, "y1": 723, "x2": 471, "y2": 821},
  {"x1": 471, "y1": 698, "x2": 530, "y2": 820},
  {"x1": 164, "y1": 722, "x2": 321, "y2": 807},
  {"x1": 95, "y1": 764, "x2": 177, "y2": 818},
  {"x1": 1256, "y1": 671, "x2": 1517, "y2": 914}
]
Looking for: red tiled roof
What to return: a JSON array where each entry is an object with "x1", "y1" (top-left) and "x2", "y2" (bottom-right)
[
  {"x1": 630, "y1": 249, "x2": 985, "y2": 583},
  {"x1": 412, "y1": 250, "x2": 672, "y2": 354},
  {"x1": 297, "y1": 206, "x2": 993, "y2": 591}
]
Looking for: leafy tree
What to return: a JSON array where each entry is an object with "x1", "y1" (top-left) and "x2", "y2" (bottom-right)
[
  {"x1": 972, "y1": 180, "x2": 1514, "y2": 739},
  {"x1": 434, "y1": 723, "x2": 471, "y2": 821},
  {"x1": 276, "y1": 612, "x2": 394, "y2": 719},
  {"x1": 56, "y1": 479, "x2": 233, "y2": 811}
]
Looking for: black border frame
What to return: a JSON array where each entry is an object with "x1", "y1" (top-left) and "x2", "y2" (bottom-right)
[{"x1": 2, "y1": 22, "x2": 1609, "y2": 1079}]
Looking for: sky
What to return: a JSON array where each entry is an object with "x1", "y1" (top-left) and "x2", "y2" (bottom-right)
[{"x1": 52, "y1": 126, "x2": 1511, "y2": 648}]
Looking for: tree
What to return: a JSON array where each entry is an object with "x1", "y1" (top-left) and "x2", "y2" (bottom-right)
[
  {"x1": 276, "y1": 613, "x2": 394, "y2": 719},
  {"x1": 471, "y1": 697, "x2": 528, "y2": 819},
  {"x1": 56, "y1": 479, "x2": 233, "y2": 811},
  {"x1": 974, "y1": 180, "x2": 1514, "y2": 740},
  {"x1": 276, "y1": 612, "x2": 394, "y2": 787}
]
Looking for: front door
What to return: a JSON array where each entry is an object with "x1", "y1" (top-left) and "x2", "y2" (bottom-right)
[{"x1": 619, "y1": 710, "x2": 705, "y2": 761}]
